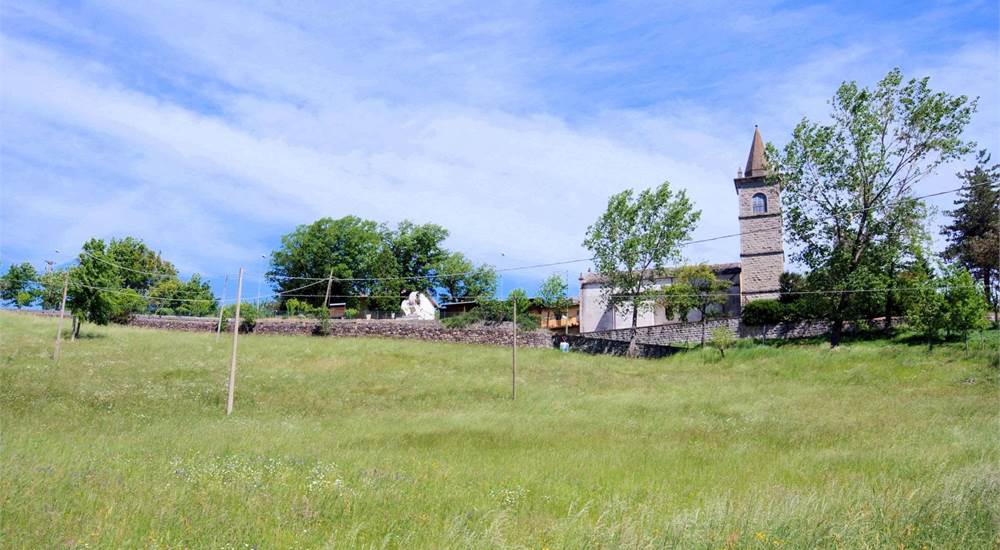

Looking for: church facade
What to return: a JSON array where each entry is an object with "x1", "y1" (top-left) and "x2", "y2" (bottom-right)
[{"x1": 578, "y1": 127, "x2": 784, "y2": 333}]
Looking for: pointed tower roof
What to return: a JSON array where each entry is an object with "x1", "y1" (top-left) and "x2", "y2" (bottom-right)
[{"x1": 744, "y1": 126, "x2": 767, "y2": 177}]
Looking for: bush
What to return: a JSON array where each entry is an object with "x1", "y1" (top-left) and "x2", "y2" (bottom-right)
[
  {"x1": 312, "y1": 308, "x2": 331, "y2": 336},
  {"x1": 709, "y1": 326, "x2": 736, "y2": 358},
  {"x1": 344, "y1": 308, "x2": 359, "y2": 319},
  {"x1": 223, "y1": 302, "x2": 258, "y2": 333},
  {"x1": 741, "y1": 299, "x2": 787, "y2": 325},
  {"x1": 285, "y1": 298, "x2": 326, "y2": 318},
  {"x1": 110, "y1": 289, "x2": 148, "y2": 324},
  {"x1": 440, "y1": 302, "x2": 539, "y2": 332}
]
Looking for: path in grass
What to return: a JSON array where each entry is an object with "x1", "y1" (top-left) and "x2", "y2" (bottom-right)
[{"x1": 1, "y1": 312, "x2": 997, "y2": 548}]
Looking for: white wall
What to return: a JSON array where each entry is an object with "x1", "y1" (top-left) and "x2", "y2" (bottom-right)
[{"x1": 578, "y1": 274, "x2": 741, "y2": 333}]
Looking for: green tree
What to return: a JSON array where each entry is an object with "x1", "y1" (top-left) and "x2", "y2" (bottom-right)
[
  {"x1": 583, "y1": 181, "x2": 700, "y2": 355},
  {"x1": 770, "y1": 68, "x2": 976, "y2": 346},
  {"x1": 67, "y1": 239, "x2": 121, "y2": 336},
  {"x1": 386, "y1": 220, "x2": 450, "y2": 294},
  {"x1": 268, "y1": 216, "x2": 387, "y2": 310},
  {"x1": 709, "y1": 326, "x2": 736, "y2": 358},
  {"x1": 38, "y1": 270, "x2": 69, "y2": 310},
  {"x1": 434, "y1": 252, "x2": 497, "y2": 303},
  {"x1": 106, "y1": 237, "x2": 177, "y2": 291},
  {"x1": 149, "y1": 274, "x2": 217, "y2": 317},
  {"x1": 537, "y1": 273, "x2": 571, "y2": 328},
  {"x1": 907, "y1": 276, "x2": 948, "y2": 349},
  {"x1": 658, "y1": 265, "x2": 732, "y2": 346},
  {"x1": 941, "y1": 150, "x2": 999, "y2": 321},
  {"x1": 941, "y1": 265, "x2": 989, "y2": 343},
  {"x1": 0, "y1": 262, "x2": 39, "y2": 308}
]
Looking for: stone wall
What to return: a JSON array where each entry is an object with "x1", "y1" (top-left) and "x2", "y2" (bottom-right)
[
  {"x1": 253, "y1": 318, "x2": 553, "y2": 348},
  {"x1": 557, "y1": 334, "x2": 682, "y2": 358},
  {"x1": 128, "y1": 314, "x2": 222, "y2": 332},
  {"x1": 580, "y1": 316, "x2": 898, "y2": 347},
  {"x1": 119, "y1": 314, "x2": 552, "y2": 348},
  {"x1": 586, "y1": 317, "x2": 742, "y2": 346}
]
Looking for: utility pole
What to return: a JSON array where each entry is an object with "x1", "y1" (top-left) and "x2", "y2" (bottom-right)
[
  {"x1": 53, "y1": 272, "x2": 69, "y2": 360},
  {"x1": 226, "y1": 268, "x2": 244, "y2": 416},
  {"x1": 215, "y1": 274, "x2": 229, "y2": 341},
  {"x1": 511, "y1": 294, "x2": 517, "y2": 400},
  {"x1": 323, "y1": 268, "x2": 335, "y2": 310}
]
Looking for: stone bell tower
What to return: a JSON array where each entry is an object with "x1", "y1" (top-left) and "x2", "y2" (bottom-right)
[{"x1": 735, "y1": 126, "x2": 784, "y2": 301}]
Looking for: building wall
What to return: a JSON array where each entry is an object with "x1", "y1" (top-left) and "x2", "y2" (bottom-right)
[{"x1": 579, "y1": 273, "x2": 741, "y2": 333}]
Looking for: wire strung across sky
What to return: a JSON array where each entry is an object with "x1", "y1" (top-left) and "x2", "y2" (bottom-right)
[
  {"x1": 21, "y1": 180, "x2": 993, "y2": 291},
  {"x1": 263, "y1": 181, "x2": 993, "y2": 283}
]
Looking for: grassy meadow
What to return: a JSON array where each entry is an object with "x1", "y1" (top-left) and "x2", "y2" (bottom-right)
[{"x1": 1, "y1": 311, "x2": 998, "y2": 548}]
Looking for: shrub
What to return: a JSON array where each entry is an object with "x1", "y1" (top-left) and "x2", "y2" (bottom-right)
[
  {"x1": 285, "y1": 298, "x2": 306, "y2": 316},
  {"x1": 312, "y1": 308, "x2": 331, "y2": 336},
  {"x1": 741, "y1": 299, "x2": 787, "y2": 325},
  {"x1": 440, "y1": 302, "x2": 538, "y2": 331},
  {"x1": 110, "y1": 289, "x2": 148, "y2": 324},
  {"x1": 223, "y1": 302, "x2": 258, "y2": 333},
  {"x1": 709, "y1": 326, "x2": 737, "y2": 358},
  {"x1": 344, "y1": 308, "x2": 359, "y2": 319}
]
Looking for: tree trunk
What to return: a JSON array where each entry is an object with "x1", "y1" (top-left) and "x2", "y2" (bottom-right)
[
  {"x1": 830, "y1": 318, "x2": 843, "y2": 348},
  {"x1": 71, "y1": 317, "x2": 80, "y2": 340},
  {"x1": 627, "y1": 305, "x2": 639, "y2": 357}
]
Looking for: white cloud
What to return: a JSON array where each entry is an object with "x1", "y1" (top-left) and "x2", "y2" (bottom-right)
[{"x1": 1, "y1": 1, "x2": 996, "y2": 291}]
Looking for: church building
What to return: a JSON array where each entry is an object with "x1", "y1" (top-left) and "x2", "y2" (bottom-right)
[{"x1": 578, "y1": 127, "x2": 784, "y2": 333}]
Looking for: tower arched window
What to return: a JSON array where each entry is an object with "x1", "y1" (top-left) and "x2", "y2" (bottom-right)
[{"x1": 752, "y1": 193, "x2": 767, "y2": 214}]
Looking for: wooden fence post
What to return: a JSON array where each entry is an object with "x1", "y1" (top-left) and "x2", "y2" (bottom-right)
[
  {"x1": 53, "y1": 272, "x2": 69, "y2": 360},
  {"x1": 226, "y1": 268, "x2": 244, "y2": 416}
]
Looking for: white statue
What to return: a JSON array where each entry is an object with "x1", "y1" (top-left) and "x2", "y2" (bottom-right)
[{"x1": 400, "y1": 291, "x2": 437, "y2": 320}]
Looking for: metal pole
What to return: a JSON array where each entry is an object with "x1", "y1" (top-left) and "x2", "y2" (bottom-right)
[
  {"x1": 53, "y1": 272, "x2": 69, "y2": 360},
  {"x1": 216, "y1": 274, "x2": 229, "y2": 341},
  {"x1": 226, "y1": 268, "x2": 244, "y2": 416}
]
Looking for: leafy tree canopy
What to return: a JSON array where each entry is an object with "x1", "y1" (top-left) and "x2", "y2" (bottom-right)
[
  {"x1": 0, "y1": 262, "x2": 40, "y2": 308},
  {"x1": 941, "y1": 150, "x2": 999, "y2": 315},
  {"x1": 149, "y1": 274, "x2": 217, "y2": 317},
  {"x1": 268, "y1": 217, "x2": 495, "y2": 312},
  {"x1": 583, "y1": 180, "x2": 700, "y2": 353},
  {"x1": 769, "y1": 68, "x2": 976, "y2": 345},
  {"x1": 657, "y1": 264, "x2": 732, "y2": 345},
  {"x1": 537, "y1": 273, "x2": 571, "y2": 322},
  {"x1": 434, "y1": 252, "x2": 497, "y2": 303}
]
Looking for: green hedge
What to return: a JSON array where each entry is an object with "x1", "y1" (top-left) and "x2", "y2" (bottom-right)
[{"x1": 741, "y1": 299, "x2": 818, "y2": 325}]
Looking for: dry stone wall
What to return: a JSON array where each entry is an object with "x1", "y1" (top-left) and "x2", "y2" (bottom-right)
[
  {"x1": 115, "y1": 314, "x2": 553, "y2": 348},
  {"x1": 586, "y1": 318, "x2": 741, "y2": 346},
  {"x1": 580, "y1": 317, "x2": 900, "y2": 347},
  {"x1": 558, "y1": 334, "x2": 681, "y2": 358}
]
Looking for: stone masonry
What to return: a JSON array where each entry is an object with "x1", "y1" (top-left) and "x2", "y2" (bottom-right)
[
  {"x1": 582, "y1": 316, "x2": 899, "y2": 347},
  {"x1": 126, "y1": 314, "x2": 553, "y2": 348},
  {"x1": 735, "y1": 126, "x2": 784, "y2": 302}
]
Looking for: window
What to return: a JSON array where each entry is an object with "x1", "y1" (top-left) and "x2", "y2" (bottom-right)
[{"x1": 752, "y1": 193, "x2": 767, "y2": 214}]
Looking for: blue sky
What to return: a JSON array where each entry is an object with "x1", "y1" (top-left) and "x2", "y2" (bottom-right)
[{"x1": 2, "y1": 0, "x2": 997, "y2": 297}]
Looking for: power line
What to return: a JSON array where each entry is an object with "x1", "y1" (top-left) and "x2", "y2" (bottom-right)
[
  {"x1": 15, "y1": 181, "x2": 992, "y2": 294},
  {"x1": 68, "y1": 282, "x2": 232, "y2": 303},
  {"x1": 263, "y1": 182, "x2": 990, "y2": 284},
  {"x1": 76, "y1": 249, "x2": 219, "y2": 284}
]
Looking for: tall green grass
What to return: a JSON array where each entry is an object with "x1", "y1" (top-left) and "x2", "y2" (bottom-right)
[{"x1": 1, "y1": 312, "x2": 997, "y2": 548}]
